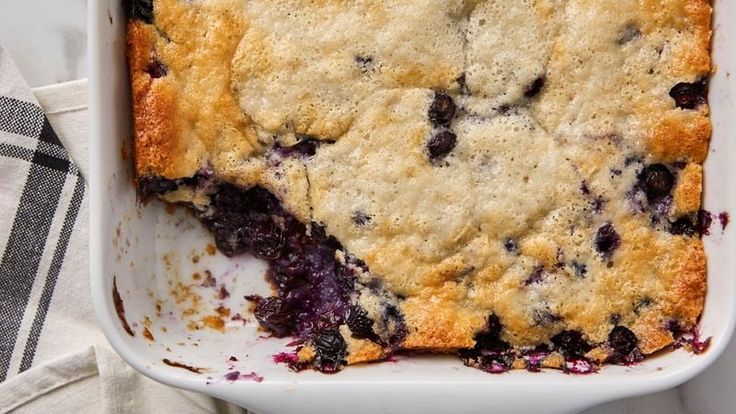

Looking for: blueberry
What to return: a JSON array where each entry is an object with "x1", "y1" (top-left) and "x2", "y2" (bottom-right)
[
  {"x1": 669, "y1": 81, "x2": 708, "y2": 109},
  {"x1": 524, "y1": 76, "x2": 546, "y2": 98},
  {"x1": 312, "y1": 330, "x2": 347, "y2": 372},
  {"x1": 245, "y1": 220, "x2": 285, "y2": 260},
  {"x1": 607, "y1": 326, "x2": 638, "y2": 357},
  {"x1": 346, "y1": 306, "x2": 376, "y2": 340},
  {"x1": 137, "y1": 176, "x2": 179, "y2": 198},
  {"x1": 551, "y1": 330, "x2": 592, "y2": 358},
  {"x1": 595, "y1": 223, "x2": 621, "y2": 254},
  {"x1": 427, "y1": 129, "x2": 457, "y2": 162},
  {"x1": 641, "y1": 164, "x2": 674, "y2": 201},
  {"x1": 145, "y1": 60, "x2": 167, "y2": 79},
  {"x1": 670, "y1": 217, "x2": 696, "y2": 236},
  {"x1": 428, "y1": 92, "x2": 456, "y2": 127},
  {"x1": 125, "y1": 0, "x2": 154, "y2": 23},
  {"x1": 254, "y1": 297, "x2": 295, "y2": 338}
]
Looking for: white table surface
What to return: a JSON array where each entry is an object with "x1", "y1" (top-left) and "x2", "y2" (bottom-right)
[{"x1": 0, "y1": 1, "x2": 732, "y2": 413}]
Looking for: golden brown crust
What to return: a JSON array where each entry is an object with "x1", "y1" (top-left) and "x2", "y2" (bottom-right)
[{"x1": 127, "y1": 21, "x2": 183, "y2": 178}]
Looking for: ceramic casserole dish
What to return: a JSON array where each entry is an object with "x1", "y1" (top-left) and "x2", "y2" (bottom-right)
[{"x1": 89, "y1": 0, "x2": 736, "y2": 412}]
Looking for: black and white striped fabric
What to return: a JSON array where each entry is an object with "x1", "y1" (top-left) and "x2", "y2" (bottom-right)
[{"x1": 0, "y1": 46, "x2": 86, "y2": 383}]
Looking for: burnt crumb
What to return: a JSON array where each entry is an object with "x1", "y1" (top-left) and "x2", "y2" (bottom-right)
[
  {"x1": 351, "y1": 211, "x2": 372, "y2": 226},
  {"x1": 524, "y1": 76, "x2": 546, "y2": 98},
  {"x1": 427, "y1": 129, "x2": 458, "y2": 162},
  {"x1": 144, "y1": 60, "x2": 167, "y2": 79},
  {"x1": 112, "y1": 278, "x2": 135, "y2": 337},
  {"x1": 610, "y1": 168, "x2": 623, "y2": 177},
  {"x1": 162, "y1": 358, "x2": 204, "y2": 374},
  {"x1": 354, "y1": 55, "x2": 374, "y2": 72},
  {"x1": 124, "y1": 0, "x2": 154, "y2": 24},
  {"x1": 609, "y1": 313, "x2": 622, "y2": 325},
  {"x1": 616, "y1": 24, "x2": 642, "y2": 45},
  {"x1": 428, "y1": 92, "x2": 456, "y2": 127},
  {"x1": 669, "y1": 80, "x2": 708, "y2": 109}
]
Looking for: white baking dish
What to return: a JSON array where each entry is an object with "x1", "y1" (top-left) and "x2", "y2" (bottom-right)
[{"x1": 88, "y1": 1, "x2": 736, "y2": 413}]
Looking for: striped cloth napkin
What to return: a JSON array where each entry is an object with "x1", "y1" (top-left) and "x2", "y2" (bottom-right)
[{"x1": 0, "y1": 45, "x2": 244, "y2": 414}]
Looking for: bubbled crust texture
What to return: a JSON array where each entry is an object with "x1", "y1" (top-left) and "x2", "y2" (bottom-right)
[{"x1": 128, "y1": 0, "x2": 711, "y2": 362}]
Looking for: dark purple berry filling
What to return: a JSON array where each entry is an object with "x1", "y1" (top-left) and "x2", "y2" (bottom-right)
[
  {"x1": 125, "y1": 0, "x2": 154, "y2": 23},
  {"x1": 273, "y1": 137, "x2": 323, "y2": 158},
  {"x1": 524, "y1": 76, "x2": 546, "y2": 98},
  {"x1": 137, "y1": 176, "x2": 179, "y2": 198},
  {"x1": 595, "y1": 223, "x2": 621, "y2": 255},
  {"x1": 640, "y1": 163, "x2": 675, "y2": 201},
  {"x1": 670, "y1": 217, "x2": 697, "y2": 236},
  {"x1": 669, "y1": 80, "x2": 708, "y2": 109},
  {"x1": 253, "y1": 297, "x2": 295, "y2": 338},
  {"x1": 460, "y1": 315, "x2": 514, "y2": 373},
  {"x1": 427, "y1": 129, "x2": 458, "y2": 162},
  {"x1": 606, "y1": 326, "x2": 643, "y2": 364},
  {"x1": 428, "y1": 92, "x2": 456, "y2": 127},
  {"x1": 145, "y1": 60, "x2": 168, "y2": 79},
  {"x1": 551, "y1": 330, "x2": 592, "y2": 358}
]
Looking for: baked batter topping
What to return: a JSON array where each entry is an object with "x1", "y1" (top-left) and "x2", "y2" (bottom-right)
[{"x1": 126, "y1": 0, "x2": 712, "y2": 373}]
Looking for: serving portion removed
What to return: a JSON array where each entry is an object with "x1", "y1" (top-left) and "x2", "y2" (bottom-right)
[{"x1": 125, "y1": 0, "x2": 712, "y2": 374}]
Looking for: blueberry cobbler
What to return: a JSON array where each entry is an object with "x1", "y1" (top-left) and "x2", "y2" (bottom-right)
[{"x1": 125, "y1": 0, "x2": 713, "y2": 373}]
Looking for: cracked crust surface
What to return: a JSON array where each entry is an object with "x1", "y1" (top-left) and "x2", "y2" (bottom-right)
[{"x1": 128, "y1": 0, "x2": 711, "y2": 366}]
